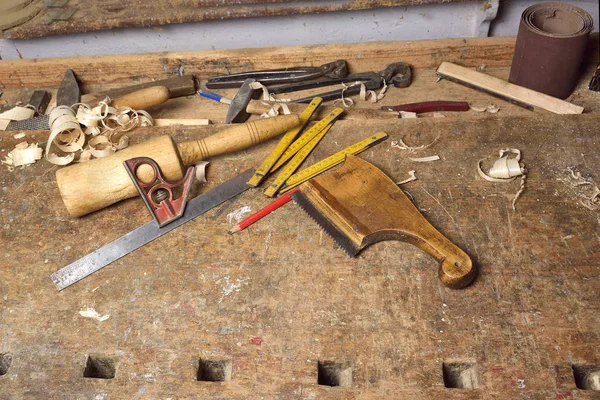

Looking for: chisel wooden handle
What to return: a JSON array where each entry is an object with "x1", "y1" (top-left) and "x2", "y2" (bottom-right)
[
  {"x1": 56, "y1": 114, "x2": 300, "y2": 217},
  {"x1": 112, "y1": 86, "x2": 170, "y2": 110}
]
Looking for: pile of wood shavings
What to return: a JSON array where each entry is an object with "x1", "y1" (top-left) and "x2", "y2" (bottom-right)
[
  {"x1": 1, "y1": 142, "x2": 43, "y2": 171},
  {"x1": 391, "y1": 135, "x2": 440, "y2": 162},
  {"x1": 46, "y1": 100, "x2": 153, "y2": 165},
  {"x1": 333, "y1": 81, "x2": 388, "y2": 107},
  {"x1": 567, "y1": 168, "x2": 600, "y2": 211}
]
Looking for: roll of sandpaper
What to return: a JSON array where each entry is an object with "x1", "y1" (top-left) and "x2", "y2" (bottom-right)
[{"x1": 509, "y1": 2, "x2": 594, "y2": 99}]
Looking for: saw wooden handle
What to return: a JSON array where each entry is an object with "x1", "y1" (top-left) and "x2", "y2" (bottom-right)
[
  {"x1": 56, "y1": 114, "x2": 300, "y2": 217},
  {"x1": 112, "y1": 86, "x2": 170, "y2": 110},
  {"x1": 295, "y1": 155, "x2": 476, "y2": 288}
]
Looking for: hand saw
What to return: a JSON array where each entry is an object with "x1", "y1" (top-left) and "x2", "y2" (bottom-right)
[
  {"x1": 50, "y1": 169, "x2": 254, "y2": 291},
  {"x1": 291, "y1": 155, "x2": 476, "y2": 289}
]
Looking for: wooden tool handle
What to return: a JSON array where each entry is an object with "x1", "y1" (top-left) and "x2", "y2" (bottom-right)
[
  {"x1": 177, "y1": 114, "x2": 300, "y2": 166},
  {"x1": 112, "y1": 86, "x2": 170, "y2": 110},
  {"x1": 56, "y1": 114, "x2": 300, "y2": 217}
]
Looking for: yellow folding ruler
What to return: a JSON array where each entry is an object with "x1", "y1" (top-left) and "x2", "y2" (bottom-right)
[
  {"x1": 264, "y1": 121, "x2": 336, "y2": 197},
  {"x1": 247, "y1": 97, "x2": 323, "y2": 187},
  {"x1": 270, "y1": 107, "x2": 344, "y2": 172},
  {"x1": 278, "y1": 132, "x2": 389, "y2": 194}
]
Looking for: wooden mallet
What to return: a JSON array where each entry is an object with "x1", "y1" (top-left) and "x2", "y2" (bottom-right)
[{"x1": 56, "y1": 114, "x2": 300, "y2": 217}]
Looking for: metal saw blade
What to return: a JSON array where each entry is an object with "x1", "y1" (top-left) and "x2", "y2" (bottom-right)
[
  {"x1": 50, "y1": 169, "x2": 254, "y2": 291},
  {"x1": 291, "y1": 189, "x2": 360, "y2": 257}
]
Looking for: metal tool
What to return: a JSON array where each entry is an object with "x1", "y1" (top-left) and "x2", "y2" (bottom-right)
[
  {"x1": 278, "y1": 132, "x2": 388, "y2": 194},
  {"x1": 28, "y1": 90, "x2": 51, "y2": 114},
  {"x1": 123, "y1": 157, "x2": 196, "y2": 227},
  {"x1": 6, "y1": 69, "x2": 80, "y2": 131},
  {"x1": 206, "y1": 61, "x2": 348, "y2": 89},
  {"x1": 247, "y1": 97, "x2": 322, "y2": 187},
  {"x1": 50, "y1": 169, "x2": 255, "y2": 291},
  {"x1": 225, "y1": 79, "x2": 261, "y2": 124},
  {"x1": 292, "y1": 155, "x2": 476, "y2": 289},
  {"x1": 268, "y1": 62, "x2": 412, "y2": 103}
]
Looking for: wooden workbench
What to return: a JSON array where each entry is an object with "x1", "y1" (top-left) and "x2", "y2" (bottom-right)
[{"x1": 0, "y1": 37, "x2": 599, "y2": 399}]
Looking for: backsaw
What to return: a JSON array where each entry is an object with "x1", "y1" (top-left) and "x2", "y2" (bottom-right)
[{"x1": 291, "y1": 155, "x2": 476, "y2": 289}]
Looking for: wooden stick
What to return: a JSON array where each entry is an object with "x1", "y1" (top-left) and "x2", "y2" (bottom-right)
[
  {"x1": 436, "y1": 62, "x2": 584, "y2": 115},
  {"x1": 153, "y1": 118, "x2": 210, "y2": 127}
]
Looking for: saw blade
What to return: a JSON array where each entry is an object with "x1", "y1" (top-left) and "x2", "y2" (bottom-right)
[
  {"x1": 291, "y1": 188, "x2": 359, "y2": 257},
  {"x1": 50, "y1": 169, "x2": 254, "y2": 291}
]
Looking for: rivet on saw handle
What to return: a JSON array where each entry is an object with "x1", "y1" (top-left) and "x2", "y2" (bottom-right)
[{"x1": 123, "y1": 157, "x2": 196, "y2": 227}]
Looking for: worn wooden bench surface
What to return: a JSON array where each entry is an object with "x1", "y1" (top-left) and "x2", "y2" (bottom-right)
[{"x1": 0, "y1": 37, "x2": 599, "y2": 399}]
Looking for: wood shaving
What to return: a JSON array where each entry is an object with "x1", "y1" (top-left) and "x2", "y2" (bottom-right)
[
  {"x1": 259, "y1": 102, "x2": 291, "y2": 118},
  {"x1": 333, "y1": 82, "x2": 357, "y2": 108},
  {"x1": 360, "y1": 80, "x2": 388, "y2": 103},
  {"x1": 45, "y1": 100, "x2": 154, "y2": 165},
  {"x1": 396, "y1": 170, "x2": 417, "y2": 185},
  {"x1": 195, "y1": 160, "x2": 209, "y2": 183},
  {"x1": 334, "y1": 80, "x2": 388, "y2": 107},
  {"x1": 470, "y1": 104, "x2": 500, "y2": 113},
  {"x1": 79, "y1": 307, "x2": 110, "y2": 322},
  {"x1": 0, "y1": 106, "x2": 35, "y2": 130},
  {"x1": 433, "y1": 112, "x2": 446, "y2": 118},
  {"x1": 478, "y1": 148, "x2": 527, "y2": 210},
  {"x1": 391, "y1": 135, "x2": 439, "y2": 153},
  {"x1": 13, "y1": 132, "x2": 26, "y2": 139},
  {"x1": 399, "y1": 111, "x2": 418, "y2": 118},
  {"x1": 567, "y1": 168, "x2": 600, "y2": 210},
  {"x1": 409, "y1": 155, "x2": 440, "y2": 162},
  {"x1": 250, "y1": 81, "x2": 291, "y2": 103},
  {"x1": 477, "y1": 64, "x2": 487, "y2": 72},
  {"x1": 2, "y1": 142, "x2": 43, "y2": 170}
]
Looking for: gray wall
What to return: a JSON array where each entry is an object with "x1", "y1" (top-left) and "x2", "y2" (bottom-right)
[{"x1": 0, "y1": 0, "x2": 598, "y2": 60}]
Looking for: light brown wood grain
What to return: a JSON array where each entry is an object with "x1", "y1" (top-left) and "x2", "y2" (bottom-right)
[
  {"x1": 0, "y1": 37, "x2": 519, "y2": 89},
  {"x1": 437, "y1": 62, "x2": 585, "y2": 115},
  {"x1": 112, "y1": 86, "x2": 170, "y2": 110},
  {"x1": 56, "y1": 114, "x2": 299, "y2": 217}
]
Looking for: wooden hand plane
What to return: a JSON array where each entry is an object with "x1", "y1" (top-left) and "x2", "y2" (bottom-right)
[{"x1": 292, "y1": 155, "x2": 476, "y2": 289}]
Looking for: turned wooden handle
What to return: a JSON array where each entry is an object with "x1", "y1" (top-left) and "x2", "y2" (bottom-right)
[
  {"x1": 112, "y1": 86, "x2": 170, "y2": 110},
  {"x1": 56, "y1": 114, "x2": 300, "y2": 217},
  {"x1": 177, "y1": 114, "x2": 299, "y2": 166}
]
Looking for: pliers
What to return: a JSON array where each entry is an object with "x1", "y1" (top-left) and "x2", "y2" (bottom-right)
[
  {"x1": 206, "y1": 60, "x2": 348, "y2": 89},
  {"x1": 268, "y1": 62, "x2": 412, "y2": 103}
]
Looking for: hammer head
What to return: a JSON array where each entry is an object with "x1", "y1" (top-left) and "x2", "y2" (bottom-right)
[{"x1": 225, "y1": 79, "x2": 261, "y2": 124}]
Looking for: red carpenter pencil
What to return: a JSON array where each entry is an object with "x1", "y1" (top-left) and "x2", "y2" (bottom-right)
[{"x1": 227, "y1": 187, "x2": 299, "y2": 234}]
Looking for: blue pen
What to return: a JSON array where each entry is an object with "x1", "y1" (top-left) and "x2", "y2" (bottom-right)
[{"x1": 198, "y1": 90, "x2": 232, "y2": 105}]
